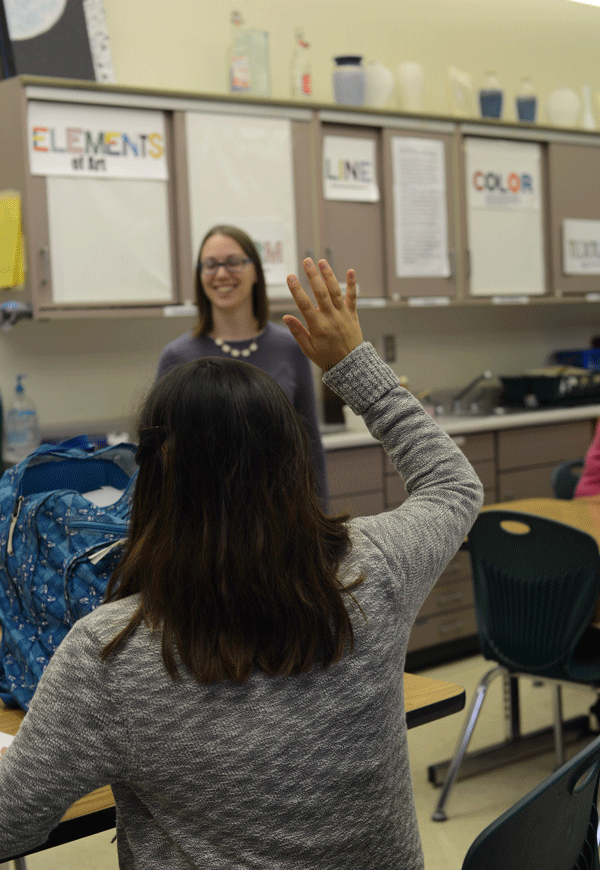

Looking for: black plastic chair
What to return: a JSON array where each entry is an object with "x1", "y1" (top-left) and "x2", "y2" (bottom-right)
[
  {"x1": 432, "y1": 509, "x2": 600, "y2": 821},
  {"x1": 551, "y1": 458, "x2": 585, "y2": 499},
  {"x1": 461, "y1": 732, "x2": 600, "y2": 870}
]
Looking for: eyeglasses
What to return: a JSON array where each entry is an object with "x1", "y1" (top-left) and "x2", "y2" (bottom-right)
[{"x1": 199, "y1": 256, "x2": 252, "y2": 275}]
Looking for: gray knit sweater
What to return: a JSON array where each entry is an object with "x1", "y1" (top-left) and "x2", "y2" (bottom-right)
[{"x1": 0, "y1": 342, "x2": 483, "y2": 868}]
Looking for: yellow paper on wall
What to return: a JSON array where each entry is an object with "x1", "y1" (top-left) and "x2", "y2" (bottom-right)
[{"x1": 0, "y1": 190, "x2": 25, "y2": 289}]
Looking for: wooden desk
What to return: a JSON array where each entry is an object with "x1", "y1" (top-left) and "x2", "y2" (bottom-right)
[{"x1": 0, "y1": 672, "x2": 464, "y2": 860}]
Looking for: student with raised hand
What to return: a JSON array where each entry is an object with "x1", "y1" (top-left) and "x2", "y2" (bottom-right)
[{"x1": 0, "y1": 258, "x2": 483, "y2": 870}]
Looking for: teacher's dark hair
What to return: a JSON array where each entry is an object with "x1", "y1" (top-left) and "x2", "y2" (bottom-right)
[
  {"x1": 194, "y1": 224, "x2": 268, "y2": 337},
  {"x1": 102, "y1": 358, "x2": 364, "y2": 682}
]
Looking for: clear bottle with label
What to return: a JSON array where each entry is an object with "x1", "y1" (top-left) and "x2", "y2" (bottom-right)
[
  {"x1": 229, "y1": 10, "x2": 251, "y2": 94},
  {"x1": 291, "y1": 27, "x2": 312, "y2": 99},
  {"x1": 3, "y1": 375, "x2": 40, "y2": 466}
]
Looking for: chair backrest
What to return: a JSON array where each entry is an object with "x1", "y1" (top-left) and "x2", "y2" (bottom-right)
[
  {"x1": 551, "y1": 458, "x2": 585, "y2": 499},
  {"x1": 468, "y1": 510, "x2": 600, "y2": 679},
  {"x1": 462, "y1": 732, "x2": 600, "y2": 870}
]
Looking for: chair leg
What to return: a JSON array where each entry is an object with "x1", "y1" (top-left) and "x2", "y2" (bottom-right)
[
  {"x1": 432, "y1": 665, "x2": 504, "y2": 822},
  {"x1": 551, "y1": 684, "x2": 565, "y2": 770}
]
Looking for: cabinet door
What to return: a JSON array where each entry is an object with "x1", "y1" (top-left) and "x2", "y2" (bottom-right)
[
  {"x1": 547, "y1": 142, "x2": 600, "y2": 297},
  {"x1": 382, "y1": 126, "x2": 458, "y2": 301},
  {"x1": 24, "y1": 96, "x2": 178, "y2": 315},
  {"x1": 461, "y1": 136, "x2": 548, "y2": 298},
  {"x1": 318, "y1": 123, "x2": 385, "y2": 297}
]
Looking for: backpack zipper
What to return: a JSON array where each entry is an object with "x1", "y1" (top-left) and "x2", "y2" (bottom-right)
[
  {"x1": 88, "y1": 538, "x2": 127, "y2": 565},
  {"x1": 7, "y1": 496, "x2": 24, "y2": 556}
]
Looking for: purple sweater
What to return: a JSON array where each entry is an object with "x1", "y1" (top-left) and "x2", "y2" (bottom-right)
[{"x1": 156, "y1": 322, "x2": 328, "y2": 506}]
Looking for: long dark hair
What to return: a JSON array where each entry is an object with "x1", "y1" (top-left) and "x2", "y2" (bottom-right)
[
  {"x1": 102, "y1": 358, "x2": 364, "y2": 682},
  {"x1": 193, "y1": 225, "x2": 268, "y2": 337}
]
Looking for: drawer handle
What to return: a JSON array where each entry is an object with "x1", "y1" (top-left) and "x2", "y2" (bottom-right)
[
  {"x1": 438, "y1": 618, "x2": 466, "y2": 637},
  {"x1": 451, "y1": 436, "x2": 466, "y2": 447}
]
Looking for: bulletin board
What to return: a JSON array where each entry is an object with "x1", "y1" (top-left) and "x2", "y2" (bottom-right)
[
  {"x1": 185, "y1": 111, "x2": 297, "y2": 299},
  {"x1": 465, "y1": 137, "x2": 545, "y2": 296}
]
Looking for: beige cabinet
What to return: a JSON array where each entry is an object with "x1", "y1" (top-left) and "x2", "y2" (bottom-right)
[
  {"x1": 381, "y1": 125, "x2": 459, "y2": 301},
  {"x1": 0, "y1": 77, "x2": 181, "y2": 319},
  {"x1": 317, "y1": 121, "x2": 386, "y2": 298},
  {"x1": 497, "y1": 419, "x2": 594, "y2": 501},
  {"x1": 326, "y1": 445, "x2": 385, "y2": 517},
  {"x1": 547, "y1": 141, "x2": 600, "y2": 298}
]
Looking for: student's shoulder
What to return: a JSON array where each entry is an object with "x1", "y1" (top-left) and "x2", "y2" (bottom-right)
[{"x1": 72, "y1": 596, "x2": 142, "y2": 646}]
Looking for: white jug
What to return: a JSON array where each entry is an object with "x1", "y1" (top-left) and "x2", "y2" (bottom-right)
[
  {"x1": 396, "y1": 62, "x2": 424, "y2": 112},
  {"x1": 364, "y1": 61, "x2": 394, "y2": 108}
]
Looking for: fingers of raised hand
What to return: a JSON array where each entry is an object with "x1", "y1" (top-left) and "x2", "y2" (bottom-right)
[
  {"x1": 345, "y1": 269, "x2": 357, "y2": 312},
  {"x1": 316, "y1": 260, "x2": 345, "y2": 310}
]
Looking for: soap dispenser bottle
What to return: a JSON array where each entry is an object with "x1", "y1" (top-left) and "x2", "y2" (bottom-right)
[{"x1": 3, "y1": 375, "x2": 40, "y2": 466}]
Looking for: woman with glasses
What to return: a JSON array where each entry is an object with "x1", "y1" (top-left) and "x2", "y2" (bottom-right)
[{"x1": 157, "y1": 224, "x2": 328, "y2": 507}]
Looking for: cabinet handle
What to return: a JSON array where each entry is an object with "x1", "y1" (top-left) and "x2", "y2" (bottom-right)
[
  {"x1": 324, "y1": 247, "x2": 335, "y2": 272},
  {"x1": 39, "y1": 247, "x2": 50, "y2": 287},
  {"x1": 448, "y1": 249, "x2": 455, "y2": 278},
  {"x1": 304, "y1": 249, "x2": 314, "y2": 262}
]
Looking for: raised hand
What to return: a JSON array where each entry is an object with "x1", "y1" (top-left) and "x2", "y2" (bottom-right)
[{"x1": 283, "y1": 258, "x2": 363, "y2": 370}]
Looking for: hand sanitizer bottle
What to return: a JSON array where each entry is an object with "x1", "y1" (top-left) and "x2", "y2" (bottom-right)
[{"x1": 3, "y1": 375, "x2": 40, "y2": 466}]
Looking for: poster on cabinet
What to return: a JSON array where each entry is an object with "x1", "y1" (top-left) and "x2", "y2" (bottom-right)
[
  {"x1": 185, "y1": 112, "x2": 297, "y2": 299},
  {"x1": 562, "y1": 219, "x2": 600, "y2": 275},
  {"x1": 390, "y1": 136, "x2": 450, "y2": 278},
  {"x1": 323, "y1": 135, "x2": 379, "y2": 202},
  {"x1": 464, "y1": 137, "x2": 545, "y2": 296}
]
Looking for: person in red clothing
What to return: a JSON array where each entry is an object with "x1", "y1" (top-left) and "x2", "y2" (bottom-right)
[{"x1": 575, "y1": 421, "x2": 600, "y2": 498}]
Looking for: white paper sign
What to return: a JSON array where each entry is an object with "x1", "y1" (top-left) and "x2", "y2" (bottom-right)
[
  {"x1": 185, "y1": 112, "x2": 297, "y2": 300},
  {"x1": 391, "y1": 137, "x2": 450, "y2": 278},
  {"x1": 563, "y1": 219, "x2": 600, "y2": 275},
  {"x1": 323, "y1": 136, "x2": 379, "y2": 202},
  {"x1": 27, "y1": 102, "x2": 168, "y2": 180},
  {"x1": 465, "y1": 138, "x2": 545, "y2": 297}
]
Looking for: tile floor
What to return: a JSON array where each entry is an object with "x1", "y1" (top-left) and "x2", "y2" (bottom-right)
[{"x1": 12, "y1": 653, "x2": 598, "y2": 869}]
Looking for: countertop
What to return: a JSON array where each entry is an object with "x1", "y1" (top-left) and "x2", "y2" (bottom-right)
[{"x1": 321, "y1": 402, "x2": 600, "y2": 450}]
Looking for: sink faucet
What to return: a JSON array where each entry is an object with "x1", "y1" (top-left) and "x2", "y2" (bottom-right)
[{"x1": 452, "y1": 371, "x2": 493, "y2": 415}]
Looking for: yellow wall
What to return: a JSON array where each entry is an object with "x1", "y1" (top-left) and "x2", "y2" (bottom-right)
[
  {"x1": 3, "y1": 0, "x2": 600, "y2": 430},
  {"x1": 104, "y1": 0, "x2": 600, "y2": 123}
]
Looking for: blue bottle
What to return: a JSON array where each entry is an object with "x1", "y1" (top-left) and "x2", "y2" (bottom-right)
[{"x1": 479, "y1": 72, "x2": 503, "y2": 119}]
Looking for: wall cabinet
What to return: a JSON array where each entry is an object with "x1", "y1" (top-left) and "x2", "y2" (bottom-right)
[
  {"x1": 5, "y1": 76, "x2": 600, "y2": 317},
  {"x1": 547, "y1": 140, "x2": 600, "y2": 298}
]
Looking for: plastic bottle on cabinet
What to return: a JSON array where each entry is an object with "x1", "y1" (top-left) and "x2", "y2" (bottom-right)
[
  {"x1": 229, "y1": 10, "x2": 251, "y2": 94},
  {"x1": 3, "y1": 375, "x2": 40, "y2": 466},
  {"x1": 291, "y1": 27, "x2": 312, "y2": 98}
]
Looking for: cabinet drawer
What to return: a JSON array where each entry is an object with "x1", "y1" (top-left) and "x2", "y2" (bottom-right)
[
  {"x1": 449, "y1": 432, "x2": 494, "y2": 463},
  {"x1": 498, "y1": 465, "x2": 557, "y2": 501},
  {"x1": 419, "y1": 577, "x2": 474, "y2": 619},
  {"x1": 438, "y1": 549, "x2": 471, "y2": 584},
  {"x1": 472, "y1": 459, "x2": 495, "y2": 490},
  {"x1": 408, "y1": 607, "x2": 478, "y2": 652},
  {"x1": 497, "y1": 420, "x2": 593, "y2": 470},
  {"x1": 327, "y1": 446, "x2": 383, "y2": 497}
]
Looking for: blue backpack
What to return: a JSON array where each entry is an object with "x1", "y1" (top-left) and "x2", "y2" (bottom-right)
[{"x1": 0, "y1": 437, "x2": 138, "y2": 709}]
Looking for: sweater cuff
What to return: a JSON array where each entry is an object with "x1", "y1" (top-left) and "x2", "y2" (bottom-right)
[{"x1": 322, "y1": 342, "x2": 399, "y2": 414}]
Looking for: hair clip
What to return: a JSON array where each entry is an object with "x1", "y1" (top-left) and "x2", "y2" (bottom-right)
[{"x1": 136, "y1": 425, "x2": 169, "y2": 463}]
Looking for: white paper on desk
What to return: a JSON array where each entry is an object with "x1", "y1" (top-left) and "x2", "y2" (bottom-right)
[{"x1": 0, "y1": 732, "x2": 14, "y2": 750}]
